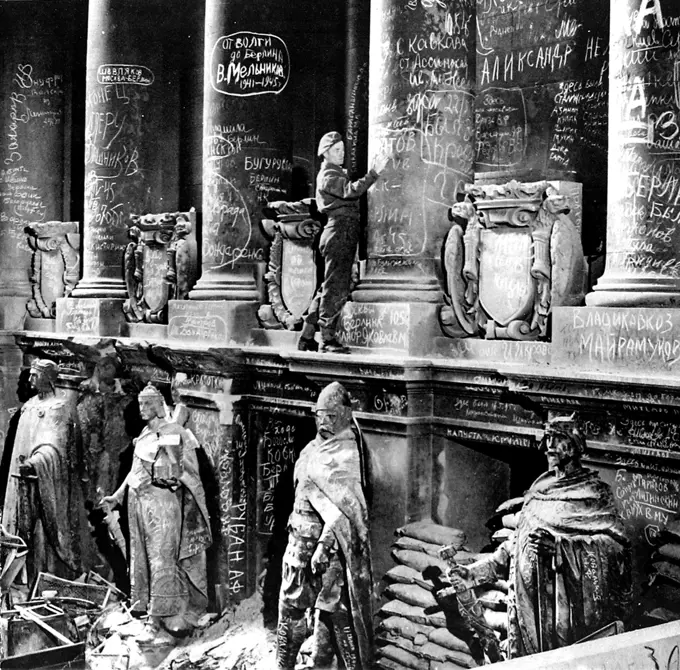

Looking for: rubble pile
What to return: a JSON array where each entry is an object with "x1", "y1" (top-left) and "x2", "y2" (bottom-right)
[
  {"x1": 154, "y1": 593, "x2": 276, "y2": 670},
  {"x1": 640, "y1": 519, "x2": 680, "y2": 625},
  {"x1": 375, "y1": 521, "x2": 480, "y2": 670}
]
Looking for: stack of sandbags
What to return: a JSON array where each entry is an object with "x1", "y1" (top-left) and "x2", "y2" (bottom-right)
[
  {"x1": 641, "y1": 520, "x2": 680, "y2": 625},
  {"x1": 375, "y1": 521, "x2": 480, "y2": 670},
  {"x1": 485, "y1": 496, "x2": 524, "y2": 549}
]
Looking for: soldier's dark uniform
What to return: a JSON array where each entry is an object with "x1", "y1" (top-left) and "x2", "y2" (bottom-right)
[{"x1": 299, "y1": 133, "x2": 379, "y2": 352}]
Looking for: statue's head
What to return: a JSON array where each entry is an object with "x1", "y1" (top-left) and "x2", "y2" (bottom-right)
[
  {"x1": 314, "y1": 382, "x2": 352, "y2": 439},
  {"x1": 318, "y1": 131, "x2": 345, "y2": 166},
  {"x1": 174, "y1": 216, "x2": 192, "y2": 238},
  {"x1": 137, "y1": 382, "x2": 165, "y2": 421},
  {"x1": 95, "y1": 355, "x2": 120, "y2": 384},
  {"x1": 29, "y1": 359, "x2": 58, "y2": 394},
  {"x1": 540, "y1": 414, "x2": 585, "y2": 476}
]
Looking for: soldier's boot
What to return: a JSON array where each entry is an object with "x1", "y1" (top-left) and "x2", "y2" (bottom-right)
[
  {"x1": 277, "y1": 608, "x2": 307, "y2": 670},
  {"x1": 330, "y1": 611, "x2": 360, "y2": 670},
  {"x1": 310, "y1": 610, "x2": 335, "y2": 668}
]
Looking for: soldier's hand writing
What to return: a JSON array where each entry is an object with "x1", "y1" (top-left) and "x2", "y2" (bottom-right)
[
  {"x1": 372, "y1": 152, "x2": 389, "y2": 175},
  {"x1": 311, "y1": 543, "x2": 330, "y2": 575},
  {"x1": 528, "y1": 529, "x2": 556, "y2": 557}
]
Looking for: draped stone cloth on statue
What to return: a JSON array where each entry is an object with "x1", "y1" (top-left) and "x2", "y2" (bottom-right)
[
  {"x1": 3, "y1": 394, "x2": 88, "y2": 580},
  {"x1": 127, "y1": 419, "x2": 212, "y2": 620},
  {"x1": 290, "y1": 427, "x2": 373, "y2": 668},
  {"x1": 508, "y1": 468, "x2": 632, "y2": 657}
]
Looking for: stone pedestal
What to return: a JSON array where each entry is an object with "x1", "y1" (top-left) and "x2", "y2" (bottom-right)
[
  {"x1": 190, "y1": 0, "x2": 294, "y2": 302},
  {"x1": 167, "y1": 300, "x2": 257, "y2": 345},
  {"x1": 55, "y1": 297, "x2": 125, "y2": 337},
  {"x1": 71, "y1": 0, "x2": 180, "y2": 299},
  {"x1": 587, "y1": 1, "x2": 680, "y2": 307},
  {"x1": 335, "y1": 302, "x2": 440, "y2": 356},
  {"x1": 552, "y1": 306, "x2": 680, "y2": 377}
]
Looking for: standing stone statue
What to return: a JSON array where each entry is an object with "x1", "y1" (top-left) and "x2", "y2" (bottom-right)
[
  {"x1": 450, "y1": 415, "x2": 632, "y2": 659},
  {"x1": 297, "y1": 132, "x2": 387, "y2": 354},
  {"x1": 2, "y1": 359, "x2": 92, "y2": 582},
  {"x1": 277, "y1": 382, "x2": 373, "y2": 669},
  {"x1": 0, "y1": 368, "x2": 37, "y2": 506},
  {"x1": 77, "y1": 355, "x2": 136, "y2": 504},
  {"x1": 102, "y1": 383, "x2": 212, "y2": 644}
]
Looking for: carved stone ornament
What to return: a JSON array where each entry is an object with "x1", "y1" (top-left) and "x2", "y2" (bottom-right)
[
  {"x1": 257, "y1": 199, "x2": 324, "y2": 330},
  {"x1": 439, "y1": 180, "x2": 586, "y2": 341},
  {"x1": 25, "y1": 221, "x2": 81, "y2": 319},
  {"x1": 123, "y1": 209, "x2": 198, "y2": 324}
]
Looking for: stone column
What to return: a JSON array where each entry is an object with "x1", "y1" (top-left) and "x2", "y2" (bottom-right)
[
  {"x1": 181, "y1": 0, "x2": 294, "y2": 343},
  {"x1": 336, "y1": 0, "x2": 476, "y2": 354},
  {"x1": 65, "y1": 0, "x2": 180, "y2": 334},
  {"x1": 0, "y1": 6, "x2": 77, "y2": 328},
  {"x1": 588, "y1": 1, "x2": 680, "y2": 306},
  {"x1": 345, "y1": 0, "x2": 370, "y2": 181}
]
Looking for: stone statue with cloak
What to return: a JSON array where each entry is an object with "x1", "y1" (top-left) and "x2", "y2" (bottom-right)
[
  {"x1": 277, "y1": 381, "x2": 373, "y2": 669},
  {"x1": 2, "y1": 359, "x2": 92, "y2": 582},
  {"x1": 450, "y1": 415, "x2": 632, "y2": 660}
]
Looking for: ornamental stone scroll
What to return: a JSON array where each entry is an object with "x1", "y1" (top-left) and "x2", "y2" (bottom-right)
[
  {"x1": 123, "y1": 209, "x2": 197, "y2": 324},
  {"x1": 257, "y1": 199, "x2": 324, "y2": 330},
  {"x1": 439, "y1": 181, "x2": 586, "y2": 341},
  {"x1": 25, "y1": 221, "x2": 81, "y2": 320}
]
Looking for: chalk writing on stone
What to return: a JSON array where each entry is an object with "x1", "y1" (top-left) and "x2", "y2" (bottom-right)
[
  {"x1": 210, "y1": 32, "x2": 290, "y2": 97},
  {"x1": 97, "y1": 64, "x2": 155, "y2": 86},
  {"x1": 259, "y1": 418, "x2": 297, "y2": 534}
]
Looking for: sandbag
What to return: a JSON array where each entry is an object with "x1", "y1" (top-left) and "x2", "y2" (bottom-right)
[
  {"x1": 483, "y1": 608, "x2": 507, "y2": 632},
  {"x1": 386, "y1": 583, "x2": 438, "y2": 609},
  {"x1": 454, "y1": 551, "x2": 492, "y2": 566},
  {"x1": 397, "y1": 521, "x2": 466, "y2": 550},
  {"x1": 385, "y1": 564, "x2": 419, "y2": 585},
  {"x1": 496, "y1": 496, "x2": 525, "y2": 514},
  {"x1": 385, "y1": 564, "x2": 437, "y2": 591},
  {"x1": 427, "y1": 628, "x2": 472, "y2": 654},
  {"x1": 493, "y1": 580, "x2": 509, "y2": 594},
  {"x1": 430, "y1": 661, "x2": 470, "y2": 670},
  {"x1": 378, "y1": 633, "x2": 421, "y2": 655},
  {"x1": 380, "y1": 644, "x2": 429, "y2": 670},
  {"x1": 394, "y1": 535, "x2": 445, "y2": 558},
  {"x1": 476, "y1": 587, "x2": 507, "y2": 611},
  {"x1": 393, "y1": 549, "x2": 449, "y2": 574},
  {"x1": 653, "y1": 561, "x2": 680, "y2": 586},
  {"x1": 376, "y1": 657, "x2": 410, "y2": 670},
  {"x1": 380, "y1": 600, "x2": 447, "y2": 628},
  {"x1": 658, "y1": 543, "x2": 680, "y2": 564},
  {"x1": 378, "y1": 616, "x2": 436, "y2": 642},
  {"x1": 419, "y1": 642, "x2": 478, "y2": 668}
]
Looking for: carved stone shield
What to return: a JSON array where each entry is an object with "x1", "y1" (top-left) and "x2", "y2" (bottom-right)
[
  {"x1": 478, "y1": 228, "x2": 534, "y2": 326},
  {"x1": 280, "y1": 240, "x2": 317, "y2": 321},
  {"x1": 142, "y1": 245, "x2": 170, "y2": 314}
]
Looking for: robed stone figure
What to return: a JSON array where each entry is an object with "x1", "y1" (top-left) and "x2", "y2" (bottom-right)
[
  {"x1": 2, "y1": 359, "x2": 93, "y2": 582},
  {"x1": 451, "y1": 415, "x2": 632, "y2": 659},
  {"x1": 277, "y1": 382, "x2": 373, "y2": 669},
  {"x1": 103, "y1": 383, "x2": 212, "y2": 644}
]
